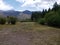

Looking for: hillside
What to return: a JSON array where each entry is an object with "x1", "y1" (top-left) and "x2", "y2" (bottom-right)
[{"x1": 17, "y1": 13, "x2": 31, "y2": 21}]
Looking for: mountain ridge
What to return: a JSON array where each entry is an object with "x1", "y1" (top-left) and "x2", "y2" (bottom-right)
[
  {"x1": 0, "y1": 10, "x2": 32, "y2": 20},
  {"x1": 0, "y1": 10, "x2": 32, "y2": 17}
]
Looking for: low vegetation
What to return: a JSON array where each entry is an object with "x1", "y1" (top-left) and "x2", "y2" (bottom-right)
[
  {"x1": 0, "y1": 17, "x2": 6, "y2": 25},
  {"x1": 38, "y1": 18, "x2": 45, "y2": 25},
  {"x1": 45, "y1": 11, "x2": 60, "y2": 27},
  {"x1": 0, "y1": 16, "x2": 17, "y2": 25},
  {"x1": 9, "y1": 16, "x2": 17, "y2": 24}
]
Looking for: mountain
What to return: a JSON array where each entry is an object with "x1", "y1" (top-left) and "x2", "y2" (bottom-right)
[
  {"x1": 0, "y1": 10, "x2": 32, "y2": 20},
  {"x1": 3, "y1": 10, "x2": 20, "y2": 17},
  {"x1": 23, "y1": 10, "x2": 32, "y2": 15},
  {"x1": 17, "y1": 13, "x2": 31, "y2": 21},
  {"x1": 0, "y1": 10, "x2": 20, "y2": 17},
  {"x1": 0, "y1": 10, "x2": 32, "y2": 16}
]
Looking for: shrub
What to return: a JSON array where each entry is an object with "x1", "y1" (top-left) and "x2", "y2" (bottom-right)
[
  {"x1": 10, "y1": 17, "x2": 17, "y2": 24},
  {"x1": 45, "y1": 11, "x2": 60, "y2": 27},
  {"x1": 0, "y1": 17, "x2": 6, "y2": 25},
  {"x1": 7, "y1": 16, "x2": 11, "y2": 24},
  {"x1": 7, "y1": 16, "x2": 17, "y2": 25},
  {"x1": 38, "y1": 18, "x2": 45, "y2": 25}
]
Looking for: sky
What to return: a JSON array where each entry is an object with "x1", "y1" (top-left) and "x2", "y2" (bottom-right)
[{"x1": 0, "y1": 0, "x2": 60, "y2": 11}]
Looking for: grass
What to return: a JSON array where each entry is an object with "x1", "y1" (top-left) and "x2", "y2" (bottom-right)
[{"x1": 0, "y1": 22, "x2": 60, "y2": 45}]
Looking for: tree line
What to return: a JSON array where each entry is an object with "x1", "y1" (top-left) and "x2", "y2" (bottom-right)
[{"x1": 31, "y1": 2, "x2": 60, "y2": 27}]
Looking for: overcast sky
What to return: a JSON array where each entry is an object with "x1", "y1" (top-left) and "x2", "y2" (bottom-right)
[{"x1": 0, "y1": 0, "x2": 60, "y2": 11}]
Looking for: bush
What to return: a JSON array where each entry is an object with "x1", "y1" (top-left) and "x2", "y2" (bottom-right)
[
  {"x1": 7, "y1": 16, "x2": 17, "y2": 24},
  {"x1": 10, "y1": 17, "x2": 17, "y2": 24},
  {"x1": 38, "y1": 18, "x2": 45, "y2": 25},
  {"x1": 45, "y1": 11, "x2": 60, "y2": 27},
  {"x1": 0, "y1": 17, "x2": 6, "y2": 25}
]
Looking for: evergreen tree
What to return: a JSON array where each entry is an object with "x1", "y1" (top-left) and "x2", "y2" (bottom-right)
[
  {"x1": 41, "y1": 9, "x2": 47, "y2": 18},
  {"x1": 52, "y1": 2, "x2": 59, "y2": 11},
  {"x1": 48, "y1": 8, "x2": 51, "y2": 12},
  {"x1": 31, "y1": 11, "x2": 42, "y2": 21}
]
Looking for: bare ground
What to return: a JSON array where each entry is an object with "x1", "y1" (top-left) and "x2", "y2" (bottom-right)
[{"x1": 0, "y1": 22, "x2": 60, "y2": 45}]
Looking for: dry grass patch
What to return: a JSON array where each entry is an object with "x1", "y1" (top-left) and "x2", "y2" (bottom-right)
[{"x1": 0, "y1": 22, "x2": 60, "y2": 45}]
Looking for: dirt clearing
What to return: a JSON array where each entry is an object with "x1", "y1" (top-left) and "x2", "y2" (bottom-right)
[{"x1": 0, "y1": 22, "x2": 60, "y2": 45}]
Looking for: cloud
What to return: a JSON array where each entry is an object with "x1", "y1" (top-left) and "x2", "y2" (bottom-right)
[
  {"x1": 0, "y1": 0, "x2": 14, "y2": 10},
  {"x1": 16, "y1": 0, "x2": 60, "y2": 11},
  {"x1": 16, "y1": 0, "x2": 41, "y2": 7}
]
